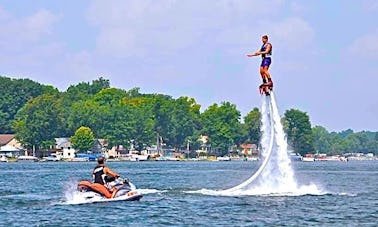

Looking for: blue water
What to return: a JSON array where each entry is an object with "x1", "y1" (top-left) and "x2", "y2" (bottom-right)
[{"x1": 0, "y1": 161, "x2": 377, "y2": 226}]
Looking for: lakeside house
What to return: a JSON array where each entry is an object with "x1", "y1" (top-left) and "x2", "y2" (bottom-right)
[
  {"x1": 54, "y1": 138, "x2": 76, "y2": 159},
  {"x1": 104, "y1": 143, "x2": 122, "y2": 159},
  {"x1": 0, "y1": 135, "x2": 108, "y2": 160},
  {"x1": 0, "y1": 134, "x2": 25, "y2": 157},
  {"x1": 91, "y1": 139, "x2": 108, "y2": 154},
  {"x1": 54, "y1": 138, "x2": 107, "y2": 160},
  {"x1": 241, "y1": 143, "x2": 259, "y2": 157}
]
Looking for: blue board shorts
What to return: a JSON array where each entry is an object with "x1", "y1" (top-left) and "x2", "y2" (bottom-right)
[{"x1": 261, "y1": 57, "x2": 271, "y2": 67}]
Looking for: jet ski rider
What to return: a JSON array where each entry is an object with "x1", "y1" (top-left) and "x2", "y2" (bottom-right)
[{"x1": 93, "y1": 156, "x2": 120, "y2": 196}]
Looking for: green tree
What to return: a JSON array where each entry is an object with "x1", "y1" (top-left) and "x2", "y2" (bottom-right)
[
  {"x1": 0, "y1": 111, "x2": 9, "y2": 133},
  {"x1": 129, "y1": 103, "x2": 155, "y2": 150},
  {"x1": 67, "y1": 89, "x2": 125, "y2": 148},
  {"x1": 71, "y1": 126, "x2": 95, "y2": 152},
  {"x1": 122, "y1": 95, "x2": 155, "y2": 149},
  {"x1": 339, "y1": 129, "x2": 354, "y2": 138},
  {"x1": 312, "y1": 126, "x2": 331, "y2": 154},
  {"x1": 152, "y1": 94, "x2": 173, "y2": 138},
  {"x1": 283, "y1": 109, "x2": 314, "y2": 156},
  {"x1": 345, "y1": 132, "x2": 370, "y2": 153},
  {"x1": 66, "y1": 88, "x2": 157, "y2": 150},
  {"x1": 166, "y1": 97, "x2": 201, "y2": 150},
  {"x1": 64, "y1": 77, "x2": 110, "y2": 102},
  {"x1": 0, "y1": 76, "x2": 58, "y2": 133},
  {"x1": 242, "y1": 107, "x2": 261, "y2": 144},
  {"x1": 60, "y1": 77, "x2": 110, "y2": 136},
  {"x1": 92, "y1": 87, "x2": 126, "y2": 106},
  {"x1": 13, "y1": 94, "x2": 63, "y2": 150},
  {"x1": 328, "y1": 132, "x2": 349, "y2": 155},
  {"x1": 201, "y1": 102, "x2": 242, "y2": 154}
]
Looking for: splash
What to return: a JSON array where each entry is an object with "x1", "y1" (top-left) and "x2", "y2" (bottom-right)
[
  {"x1": 222, "y1": 96, "x2": 274, "y2": 192},
  {"x1": 63, "y1": 178, "x2": 90, "y2": 205},
  {"x1": 191, "y1": 91, "x2": 323, "y2": 196},
  {"x1": 246, "y1": 92, "x2": 300, "y2": 194}
]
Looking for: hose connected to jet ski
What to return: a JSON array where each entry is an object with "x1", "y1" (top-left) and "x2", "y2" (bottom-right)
[{"x1": 223, "y1": 92, "x2": 275, "y2": 192}]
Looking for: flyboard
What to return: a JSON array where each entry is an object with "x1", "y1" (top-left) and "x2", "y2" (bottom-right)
[{"x1": 223, "y1": 90, "x2": 275, "y2": 192}]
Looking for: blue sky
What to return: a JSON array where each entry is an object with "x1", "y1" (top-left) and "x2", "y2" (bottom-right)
[{"x1": 1, "y1": 0, "x2": 377, "y2": 132}]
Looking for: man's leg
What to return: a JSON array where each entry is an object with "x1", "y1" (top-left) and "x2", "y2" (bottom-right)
[
  {"x1": 259, "y1": 67, "x2": 266, "y2": 94},
  {"x1": 263, "y1": 67, "x2": 273, "y2": 89},
  {"x1": 260, "y1": 67, "x2": 267, "y2": 82},
  {"x1": 111, "y1": 187, "x2": 119, "y2": 198},
  {"x1": 92, "y1": 183, "x2": 113, "y2": 198}
]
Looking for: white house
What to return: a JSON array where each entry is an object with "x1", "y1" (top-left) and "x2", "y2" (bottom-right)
[{"x1": 55, "y1": 138, "x2": 76, "y2": 159}]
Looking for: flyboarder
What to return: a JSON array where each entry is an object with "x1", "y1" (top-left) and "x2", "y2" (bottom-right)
[{"x1": 246, "y1": 35, "x2": 273, "y2": 95}]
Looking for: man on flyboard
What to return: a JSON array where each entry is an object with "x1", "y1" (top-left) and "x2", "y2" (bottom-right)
[{"x1": 246, "y1": 35, "x2": 273, "y2": 95}]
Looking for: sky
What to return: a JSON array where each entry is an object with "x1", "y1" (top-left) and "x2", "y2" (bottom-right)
[{"x1": 0, "y1": 0, "x2": 377, "y2": 132}]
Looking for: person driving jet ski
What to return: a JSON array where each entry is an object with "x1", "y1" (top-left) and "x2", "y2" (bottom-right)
[{"x1": 92, "y1": 156, "x2": 120, "y2": 197}]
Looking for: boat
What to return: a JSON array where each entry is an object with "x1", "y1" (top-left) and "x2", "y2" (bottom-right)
[
  {"x1": 289, "y1": 153, "x2": 303, "y2": 161},
  {"x1": 70, "y1": 157, "x2": 89, "y2": 162},
  {"x1": 42, "y1": 153, "x2": 61, "y2": 162},
  {"x1": 165, "y1": 156, "x2": 180, "y2": 161},
  {"x1": 316, "y1": 155, "x2": 348, "y2": 162},
  {"x1": 216, "y1": 156, "x2": 231, "y2": 161},
  {"x1": 243, "y1": 156, "x2": 259, "y2": 161},
  {"x1": 0, "y1": 155, "x2": 8, "y2": 162},
  {"x1": 77, "y1": 177, "x2": 143, "y2": 203},
  {"x1": 129, "y1": 154, "x2": 150, "y2": 161},
  {"x1": 75, "y1": 153, "x2": 103, "y2": 161},
  {"x1": 17, "y1": 155, "x2": 39, "y2": 162},
  {"x1": 302, "y1": 154, "x2": 315, "y2": 162}
]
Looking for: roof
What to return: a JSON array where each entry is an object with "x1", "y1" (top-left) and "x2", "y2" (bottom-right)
[
  {"x1": 97, "y1": 139, "x2": 108, "y2": 147},
  {"x1": 55, "y1": 138, "x2": 71, "y2": 148},
  {"x1": 241, "y1": 143, "x2": 257, "y2": 149},
  {"x1": 0, "y1": 134, "x2": 15, "y2": 145}
]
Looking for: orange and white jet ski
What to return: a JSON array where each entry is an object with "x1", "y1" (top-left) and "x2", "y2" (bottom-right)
[{"x1": 77, "y1": 177, "x2": 142, "y2": 202}]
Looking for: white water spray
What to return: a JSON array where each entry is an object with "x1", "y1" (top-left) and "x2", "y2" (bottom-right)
[
  {"x1": 246, "y1": 92, "x2": 299, "y2": 194},
  {"x1": 192, "y1": 91, "x2": 323, "y2": 196},
  {"x1": 222, "y1": 96, "x2": 274, "y2": 192},
  {"x1": 240, "y1": 91, "x2": 322, "y2": 195}
]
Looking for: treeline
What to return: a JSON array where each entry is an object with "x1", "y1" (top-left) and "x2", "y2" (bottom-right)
[{"x1": 0, "y1": 76, "x2": 377, "y2": 155}]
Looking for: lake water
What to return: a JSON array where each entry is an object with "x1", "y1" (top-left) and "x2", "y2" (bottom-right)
[{"x1": 0, "y1": 161, "x2": 377, "y2": 226}]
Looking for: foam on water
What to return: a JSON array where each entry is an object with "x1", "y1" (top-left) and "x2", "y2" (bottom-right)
[
  {"x1": 187, "y1": 184, "x2": 326, "y2": 197},
  {"x1": 137, "y1": 188, "x2": 163, "y2": 194}
]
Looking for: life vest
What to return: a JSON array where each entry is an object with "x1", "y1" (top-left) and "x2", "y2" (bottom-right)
[
  {"x1": 93, "y1": 165, "x2": 106, "y2": 185},
  {"x1": 260, "y1": 42, "x2": 272, "y2": 59}
]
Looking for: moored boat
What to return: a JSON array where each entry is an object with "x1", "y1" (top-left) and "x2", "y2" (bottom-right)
[
  {"x1": 17, "y1": 155, "x2": 39, "y2": 162},
  {"x1": 0, "y1": 155, "x2": 8, "y2": 162},
  {"x1": 216, "y1": 156, "x2": 231, "y2": 161},
  {"x1": 302, "y1": 154, "x2": 315, "y2": 162}
]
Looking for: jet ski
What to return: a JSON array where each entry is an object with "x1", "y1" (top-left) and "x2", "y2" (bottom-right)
[{"x1": 77, "y1": 177, "x2": 143, "y2": 202}]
